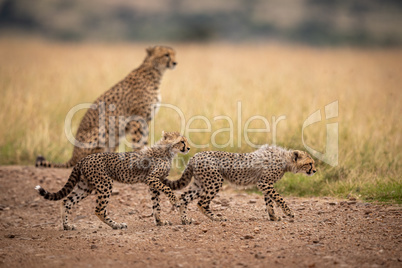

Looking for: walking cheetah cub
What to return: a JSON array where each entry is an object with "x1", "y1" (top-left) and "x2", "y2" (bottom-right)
[
  {"x1": 36, "y1": 46, "x2": 177, "y2": 168},
  {"x1": 162, "y1": 145, "x2": 316, "y2": 224},
  {"x1": 35, "y1": 131, "x2": 190, "y2": 230}
]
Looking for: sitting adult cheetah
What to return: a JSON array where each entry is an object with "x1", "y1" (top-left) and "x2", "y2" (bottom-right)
[
  {"x1": 162, "y1": 145, "x2": 316, "y2": 224},
  {"x1": 35, "y1": 131, "x2": 190, "y2": 230},
  {"x1": 36, "y1": 46, "x2": 177, "y2": 168}
]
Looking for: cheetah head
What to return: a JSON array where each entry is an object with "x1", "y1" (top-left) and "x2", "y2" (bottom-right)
[
  {"x1": 145, "y1": 46, "x2": 177, "y2": 71},
  {"x1": 291, "y1": 150, "x2": 316, "y2": 176},
  {"x1": 161, "y1": 131, "x2": 190, "y2": 155}
]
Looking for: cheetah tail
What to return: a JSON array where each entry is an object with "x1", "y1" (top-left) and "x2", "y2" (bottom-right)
[
  {"x1": 35, "y1": 165, "x2": 81, "y2": 201},
  {"x1": 35, "y1": 155, "x2": 75, "y2": 169},
  {"x1": 161, "y1": 163, "x2": 193, "y2": 190}
]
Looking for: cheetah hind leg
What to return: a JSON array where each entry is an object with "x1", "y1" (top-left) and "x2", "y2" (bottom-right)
[
  {"x1": 197, "y1": 202, "x2": 227, "y2": 222},
  {"x1": 61, "y1": 180, "x2": 92, "y2": 230},
  {"x1": 178, "y1": 186, "x2": 202, "y2": 225},
  {"x1": 197, "y1": 197, "x2": 227, "y2": 222},
  {"x1": 95, "y1": 206, "x2": 128, "y2": 230},
  {"x1": 60, "y1": 200, "x2": 76, "y2": 231},
  {"x1": 196, "y1": 177, "x2": 226, "y2": 222},
  {"x1": 94, "y1": 179, "x2": 127, "y2": 229}
]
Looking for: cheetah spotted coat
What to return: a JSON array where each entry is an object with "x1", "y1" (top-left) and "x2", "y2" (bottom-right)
[
  {"x1": 36, "y1": 46, "x2": 177, "y2": 168},
  {"x1": 162, "y1": 145, "x2": 316, "y2": 224},
  {"x1": 36, "y1": 132, "x2": 190, "y2": 230}
]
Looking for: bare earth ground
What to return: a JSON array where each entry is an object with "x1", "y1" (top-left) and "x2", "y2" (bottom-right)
[{"x1": 0, "y1": 166, "x2": 401, "y2": 268}]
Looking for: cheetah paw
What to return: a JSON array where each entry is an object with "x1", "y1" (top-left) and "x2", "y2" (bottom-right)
[
  {"x1": 113, "y1": 223, "x2": 128, "y2": 229},
  {"x1": 63, "y1": 224, "x2": 77, "y2": 231},
  {"x1": 269, "y1": 215, "x2": 281, "y2": 221},
  {"x1": 171, "y1": 203, "x2": 180, "y2": 211},
  {"x1": 181, "y1": 218, "x2": 193, "y2": 225},
  {"x1": 211, "y1": 216, "x2": 227, "y2": 222},
  {"x1": 287, "y1": 212, "x2": 295, "y2": 218},
  {"x1": 156, "y1": 220, "x2": 172, "y2": 226}
]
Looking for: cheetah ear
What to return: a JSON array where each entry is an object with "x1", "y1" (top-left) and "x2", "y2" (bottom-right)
[
  {"x1": 146, "y1": 47, "x2": 155, "y2": 56},
  {"x1": 162, "y1": 130, "x2": 167, "y2": 140},
  {"x1": 292, "y1": 151, "x2": 300, "y2": 162}
]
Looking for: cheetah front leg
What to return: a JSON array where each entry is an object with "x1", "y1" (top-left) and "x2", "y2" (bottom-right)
[
  {"x1": 263, "y1": 194, "x2": 281, "y2": 221},
  {"x1": 94, "y1": 178, "x2": 127, "y2": 229},
  {"x1": 149, "y1": 188, "x2": 171, "y2": 226},
  {"x1": 145, "y1": 176, "x2": 178, "y2": 226},
  {"x1": 269, "y1": 188, "x2": 294, "y2": 218},
  {"x1": 257, "y1": 181, "x2": 281, "y2": 221},
  {"x1": 124, "y1": 118, "x2": 149, "y2": 151}
]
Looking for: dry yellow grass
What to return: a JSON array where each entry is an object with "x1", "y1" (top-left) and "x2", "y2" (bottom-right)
[{"x1": 0, "y1": 38, "x2": 400, "y2": 202}]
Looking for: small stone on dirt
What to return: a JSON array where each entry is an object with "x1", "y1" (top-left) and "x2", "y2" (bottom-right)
[
  {"x1": 249, "y1": 199, "x2": 257, "y2": 204},
  {"x1": 91, "y1": 245, "x2": 97, "y2": 250},
  {"x1": 220, "y1": 200, "x2": 230, "y2": 207},
  {"x1": 254, "y1": 253, "x2": 265, "y2": 259},
  {"x1": 5, "y1": 234, "x2": 15, "y2": 239},
  {"x1": 243, "y1": 235, "x2": 254, "y2": 239},
  {"x1": 111, "y1": 190, "x2": 119, "y2": 196}
]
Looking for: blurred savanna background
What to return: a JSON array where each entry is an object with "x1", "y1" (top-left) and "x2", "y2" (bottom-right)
[{"x1": 0, "y1": 0, "x2": 401, "y2": 203}]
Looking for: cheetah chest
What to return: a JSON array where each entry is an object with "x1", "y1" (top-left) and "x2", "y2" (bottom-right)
[{"x1": 153, "y1": 93, "x2": 162, "y2": 116}]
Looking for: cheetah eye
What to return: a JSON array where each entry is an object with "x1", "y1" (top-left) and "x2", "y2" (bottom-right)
[{"x1": 165, "y1": 53, "x2": 170, "y2": 57}]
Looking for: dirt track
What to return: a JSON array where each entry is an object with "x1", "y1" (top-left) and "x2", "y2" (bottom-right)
[{"x1": 0, "y1": 166, "x2": 401, "y2": 268}]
